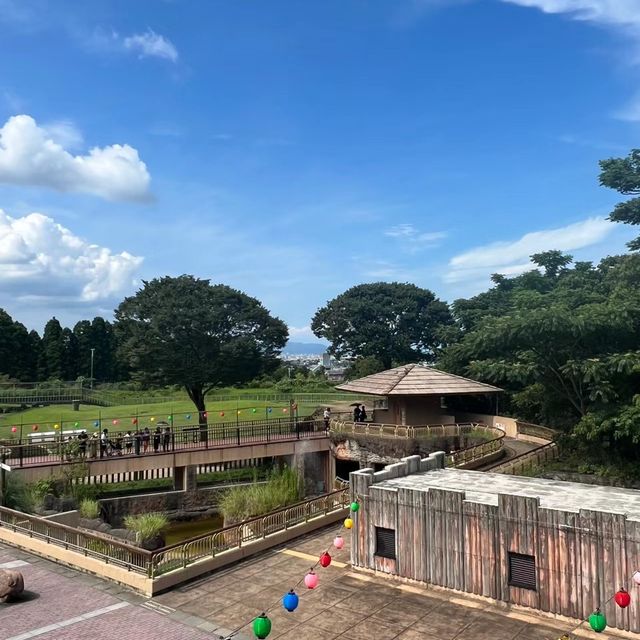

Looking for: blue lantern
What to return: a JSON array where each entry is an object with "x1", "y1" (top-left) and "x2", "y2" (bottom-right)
[
  {"x1": 268, "y1": 407, "x2": 273, "y2": 413},
  {"x1": 282, "y1": 589, "x2": 299, "y2": 612},
  {"x1": 93, "y1": 420, "x2": 100, "y2": 428},
  {"x1": 186, "y1": 414, "x2": 192, "y2": 420}
]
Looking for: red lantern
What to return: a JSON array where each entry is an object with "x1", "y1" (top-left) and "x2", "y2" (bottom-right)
[
  {"x1": 132, "y1": 418, "x2": 138, "y2": 425},
  {"x1": 220, "y1": 411, "x2": 225, "y2": 417},
  {"x1": 319, "y1": 552, "x2": 332, "y2": 568},
  {"x1": 112, "y1": 419, "x2": 118, "y2": 425},
  {"x1": 11, "y1": 426, "x2": 17, "y2": 433},
  {"x1": 615, "y1": 588, "x2": 631, "y2": 608},
  {"x1": 32, "y1": 424, "x2": 39, "y2": 432}
]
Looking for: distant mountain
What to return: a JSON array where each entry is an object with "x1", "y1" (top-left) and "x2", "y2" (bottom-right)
[{"x1": 283, "y1": 341, "x2": 328, "y2": 355}]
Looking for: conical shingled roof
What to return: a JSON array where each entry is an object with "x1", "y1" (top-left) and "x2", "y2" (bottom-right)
[{"x1": 335, "y1": 364, "x2": 502, "y2": 396}]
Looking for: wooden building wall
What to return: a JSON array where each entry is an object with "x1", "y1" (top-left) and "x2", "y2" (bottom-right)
[{"x1": 351, "y1": 463, "x2": 640, "y2": 634}]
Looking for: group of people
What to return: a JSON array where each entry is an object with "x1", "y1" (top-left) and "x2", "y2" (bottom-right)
[
  {"x1": 70, "y1": 426, "x2": 173, "y2": 458},
  {"x1": 353, "y1": 404, "x2": 368, "y2": 422}
]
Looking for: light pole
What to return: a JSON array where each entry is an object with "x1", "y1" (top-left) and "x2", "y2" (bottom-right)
[{"x1": 90, "y1": 348, "x2": 95, "y2": 390}]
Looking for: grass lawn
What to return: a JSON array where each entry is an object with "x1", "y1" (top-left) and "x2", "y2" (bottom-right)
[{"x1": 0, "y1": 398, "x2": 318, "y2": 439}]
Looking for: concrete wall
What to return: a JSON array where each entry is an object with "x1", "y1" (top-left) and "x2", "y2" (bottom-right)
[{"x1": 456, "y1": 411, "x2": 518, "y2": 437}]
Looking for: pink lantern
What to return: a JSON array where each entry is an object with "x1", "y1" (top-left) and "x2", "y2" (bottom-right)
[
  {"x1": 633, "y1": 571, "x2": 640, "y2": 586},
  {"x1": 334, "y1": 535, "x2": 345, "y2": 550},
  {"x1": 11, "y1": 426, "x2": 17, "y2": 433},
  {"x1": 112, "y1": 419, "x2": 118, "y2": 426},
  {"x1": 304, "y1": 569, "x2": 318, "y2": 590}
]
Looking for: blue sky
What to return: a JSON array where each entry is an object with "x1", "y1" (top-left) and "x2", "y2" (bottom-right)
[{"x1": 0, "y1": 0, "x2": 638, "y2": 341}]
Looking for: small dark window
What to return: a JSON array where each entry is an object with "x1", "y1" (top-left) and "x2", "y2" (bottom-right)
[
  {"x1": 375, "y1": 527, "x2": 396, "y2": 560},
  {"x1": 508, "y1": 552, "x2": 536, "y2": 590}
]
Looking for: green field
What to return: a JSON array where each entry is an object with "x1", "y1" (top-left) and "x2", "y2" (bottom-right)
[{"x1": 0, "y1": 398, "x2": 319, "y2": 439}]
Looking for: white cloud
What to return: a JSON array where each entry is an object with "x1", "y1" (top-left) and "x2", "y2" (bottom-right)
[
  {"x1": 0, "y1": 115, "x2": 151, "y2": 201},
  {"x1": 501, "y1": 1, "x2": 640, "y2": 29},
  {"x1": 0, "y1": 209, "x2": 143, "y2": 302},
  {"x1": 446, "y1": 217, "x2": 613, "y2": 283},
  {"x1": 42, "y1": 119, "x2": 83, "y2": 149},
  {"x1": 287, "y1": 325, "x2": 324, "y2": 342},
  {"x1": 123, "y1": 30, "x2": 178, "y2": 62},
  {"x1": 384, "y1": 223, "x2": 447, "y2": 251}
]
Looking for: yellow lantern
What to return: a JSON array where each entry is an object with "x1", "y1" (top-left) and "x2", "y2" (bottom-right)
[{"x1": 344, "y1": 517, "x2": 353, "y2": 529}]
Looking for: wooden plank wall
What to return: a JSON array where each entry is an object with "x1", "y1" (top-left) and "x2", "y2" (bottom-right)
[{"x1": 357, "y1": 476, "x2": 640, "y2": 635}]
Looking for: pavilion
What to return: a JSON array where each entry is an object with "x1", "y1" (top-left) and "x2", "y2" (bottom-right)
[{"x1": 336, "y1": 363, "x2": 502, "y2": 425}]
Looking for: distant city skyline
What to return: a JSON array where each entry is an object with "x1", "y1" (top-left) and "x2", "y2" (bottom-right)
[{"x1": 0, "y1": 0, "x2": 637, "y2": 342}]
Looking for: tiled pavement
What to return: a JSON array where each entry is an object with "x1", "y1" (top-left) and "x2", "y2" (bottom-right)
[{"x1": 0, "y1": 531, "x2": 629, "y2": 640}]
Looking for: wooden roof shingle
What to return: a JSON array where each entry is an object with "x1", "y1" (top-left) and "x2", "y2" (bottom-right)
[{"x1": 335, "y1": 364, "x2": 502, "y2": 396}]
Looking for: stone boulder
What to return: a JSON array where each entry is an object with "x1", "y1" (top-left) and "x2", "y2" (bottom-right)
[{"x1": 0, "y1": 569, "x2": 24, "y2": 603}]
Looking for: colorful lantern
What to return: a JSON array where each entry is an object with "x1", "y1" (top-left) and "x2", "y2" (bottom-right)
[
  {"x1": 93, "y1": 420, "x2": 99, "y2": 428},
  {"x1": 282, "y1": 589, "x2": 299, "y2": 612},
  {"x1": 11, "y1": 426, "x2": 17, "y2": 433},
  {"x1": 112, "y1": 419, "x2": 118, "y2": 426},
  {"x1": 220, "y1": 411, "x2": 225, "y2": 417},
  {"x1": 304, "y1": 569, "x2": 318, "y2": 590},
  {"x1": 334, "y1": 535, "x2": 345, "y2": 550},
  {"x1": 252, "y1": 613, "x2": 272, "y2": 639},
  {"x1": 252, "y1": 408, "x2": 257, "y2": 413},
  {"x1": 32, "y1": 424, "x2": 39, "y2": 432},
  {"x1": 615, "y1": 588, "x2": 631, "y2": 608},
  {"x1": 589, "y1": 609, "x2": 607, "y2": 633},
  {"x1": 186, "y1": 414, "x2": 191, "y2": 420},
  {"x1": 54, "y1": 423, "x2": 59, "y2": 429},
  {"x1": 203, "y1": 412, "x2": 208, "y2": 418},
  {"x1": 319, "y1": 552, "x2": 332, "y2": 568},
  {"x1": 150, "y1": 417, "x2": 155, "y2": 422},
  {"x1": 268, "y1": 407, "x2": 272, "y2": 413},
  {"x1": 350, "y1": 501, "x2": 360, "y2": 512},
  {"x1": 167, "y1": 415, "x2": 173, "y2": 421},
  {"x1": 74, "y1": 422, "x2": 79, "y2": 428},
  {"x1": 237, "y1": 410, "x2": 242, "y2": 415},
  {"x1": 132, "y1": 418, "x2": 138, "y2": 425},
  {"x1": 344, "y1": 517, "x2": 353, "y2": 529},
  {"x1": 633, "y1": 571, "x2": 640, "y2": 586},
  {"x1": 283, "y1": 408, "x2": 288, "y2": 413}
]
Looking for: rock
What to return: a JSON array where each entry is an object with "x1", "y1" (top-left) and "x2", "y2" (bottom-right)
[
  {"x1": 0, "y1": 569, "x2": 24, "y2": 603},
  {"x1": 78, "y1": 518, "x2": 103, "y2": 531}
]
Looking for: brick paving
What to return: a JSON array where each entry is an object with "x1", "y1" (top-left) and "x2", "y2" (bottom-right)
[{"x1": 0, "y1": 529, "x2": 631, "y2": 640}]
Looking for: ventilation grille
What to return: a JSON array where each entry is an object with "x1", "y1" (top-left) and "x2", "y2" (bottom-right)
[
  {"x1": 508, "y1": 552, "x2": 536, "y2": 590},
  {"x1": 375, "y1": 527, "x2": 396, "y2": 560}
]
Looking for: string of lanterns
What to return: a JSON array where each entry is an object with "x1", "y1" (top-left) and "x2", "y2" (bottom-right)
[
  {"x1": 226, "y1": 500, "x2": 359, "y2": 640},
  {"x1": 6, "y1": 405, "x2": 297, "y2": 435},
  {"x1": 559, "y1": 572, "x2": 639, "y2": 638}
]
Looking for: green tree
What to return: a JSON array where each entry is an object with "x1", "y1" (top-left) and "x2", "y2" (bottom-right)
[
  {"x1": 599, "y1": 149, "x2": 640, "y2": 250},
  {"x1": 39, "y1": 317, "x2": 65, "y2": 380},
  {"x1": 115, "y1": 275, "x2": 288, "y2": 430},
  {"x1": 311, "y1": 282, "x2": 452, "y2": 369},
  {"x1": 0, "y1": 309, "x2": 35, "y2": 380}
]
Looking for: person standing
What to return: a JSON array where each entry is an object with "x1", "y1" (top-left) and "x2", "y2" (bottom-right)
[
  {"x1": 353, "y1": 404, "x2": 361, "y2": 423},
  {"x1": 162, "y1": 426, "x2": 171, "y2": 452},
  {"x1": 359, "y1": 405, "x2": 368, "y2": 422},
  {"x1": 134, "y1": 430, "x2": 142, "y2": 455},
  {"x1": 124, "y1": 430, "x2": 133, "y2": 455},
  {"x1": 323, "y1": 407, "x2": 331, "y2": 431},
  {"x1": 142, "y1": 427, "x2": 151, "y2": 453},
  {"x1": 153, "y1": 426, "x2": 161, "y2": 453}
]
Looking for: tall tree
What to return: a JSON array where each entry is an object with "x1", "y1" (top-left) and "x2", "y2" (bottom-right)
[
  {"x1": 311, "y1": 282, "x2": 452, "y2": 369},
  {"x1": 599, "y1": 149, "x2": 640, "y2": 250},
  {"x1": 39, "y1": 317, "x2": 65, "y2": 380},
  {"x1": 0, "y1": 309, "x2": 34, "y2": 380},
  {"x1": 115, "y1": 276, "x2": 288, "y2": 431}
]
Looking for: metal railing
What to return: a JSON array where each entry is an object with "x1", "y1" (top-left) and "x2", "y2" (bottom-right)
[
  {"x1": 515, "y1": 421, "x2": 557, "y2": 442},
  {"x1": 0, "y1": 489, "x2": 349, "y2": 580},
  {"x1": 148, "y1": 488, "x2": 349, "y2": 577},
  {"x1": 0, "y1": 505, "x2": 152, "y2": 573},
  {"x1": 490, "y1": 441, "x2": 559, "y2": 475},
  {"x1": 1, "y1": 419, "x2": 328, "y2": 468}
]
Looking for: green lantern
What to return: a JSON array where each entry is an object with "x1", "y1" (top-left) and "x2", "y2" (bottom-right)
[
  {"x1": 253, "y1": 613, "x2": 272, "y2": 639},
  {"x1": 350, "y1": 501, "x2": 360, "y2": 512},
  {"x1": 589, "y1": 609, "x2": 607, "y2": 633},
  {"x1": 74, "y1": 421, "x2": 79, "y2": 427}
]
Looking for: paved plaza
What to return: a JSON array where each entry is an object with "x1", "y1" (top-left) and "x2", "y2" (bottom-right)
[{"x1": 0, "y1": 529, "x2": 630, "y2": 640}]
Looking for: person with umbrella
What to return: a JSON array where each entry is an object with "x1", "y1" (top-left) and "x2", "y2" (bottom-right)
[{"x1": 353, "y1": 404, "x2": 361, "y2": 423}]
